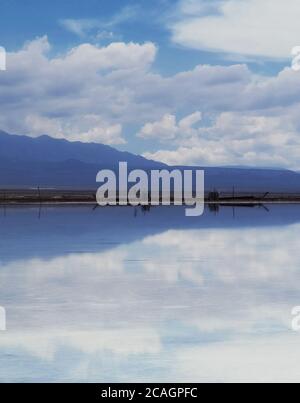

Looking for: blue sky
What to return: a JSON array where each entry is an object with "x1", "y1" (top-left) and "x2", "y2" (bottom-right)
[
  {"x1": 0, "y1": 0, "x2": 286, "y2": 75},
  {"x1": 1, "y1": 0, "x2": 300, "y2": 169}
]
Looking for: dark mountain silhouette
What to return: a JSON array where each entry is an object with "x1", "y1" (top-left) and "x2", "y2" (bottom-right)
[
  {"x1": 0, "y1": 130, "x2": 300, "y2": 192},
  {"x1": 0, "y1": 130, "x2": 162, "y2": 167},
  {"x1": 0, "y1": 130, "x2": 166, "y2": 188}
]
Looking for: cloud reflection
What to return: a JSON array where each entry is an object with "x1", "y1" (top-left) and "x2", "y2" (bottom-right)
[{"x1": 1, "y1": 208, "x2": 300, "y2": 382}]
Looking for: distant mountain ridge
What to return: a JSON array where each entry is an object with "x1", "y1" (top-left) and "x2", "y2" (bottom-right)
[
  {"x1": 0, "y1": 130, "x2": 162, "y2": 168},
  {"x1": 0, "y1": 130, "x2": 300, "y2": 193}
]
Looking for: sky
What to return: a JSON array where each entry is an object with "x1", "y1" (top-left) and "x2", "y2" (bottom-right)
[{"x1": 0, "y1": 0, "x2": 300, "y2": 169}]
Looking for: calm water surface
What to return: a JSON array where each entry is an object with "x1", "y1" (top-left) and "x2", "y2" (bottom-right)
[{"x1": 0, "y1": 204, "x2": 300, "y2": 382}]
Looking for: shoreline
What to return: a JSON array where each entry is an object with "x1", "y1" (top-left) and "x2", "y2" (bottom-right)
[
  {"x1": 1, "y1": 189, "x2": 300, "y2": 206},
  {"x1": 1, "y1": 200, "x2": 300, "y2": 207}
]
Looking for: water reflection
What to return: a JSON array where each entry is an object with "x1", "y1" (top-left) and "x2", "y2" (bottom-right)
[{"x1": 0, "y1": 205, "x2": 300, "y2": 382}]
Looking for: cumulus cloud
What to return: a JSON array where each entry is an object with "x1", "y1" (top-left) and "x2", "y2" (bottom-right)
[
  {"x1": 0, "y1": 37, "x2": 252, "y2": 145},
  {"x1": 143, "y1": 111, "x2": 300, "y2": 168},
  {"x1": 2, "y1": 36, "x2": 300, "y2": 167},
  {"x1": 25, "y1": 114, "x2": 125, "y2": 145},
  {"x1": 137, "y1": 111, "x2": 202, "y2": 141},
  {"x1": 171, "y1": 0, "x2": 300, "y2": 59},
  {"x1": 0, "y1": 37, "x2": 157, "y2": 144}
]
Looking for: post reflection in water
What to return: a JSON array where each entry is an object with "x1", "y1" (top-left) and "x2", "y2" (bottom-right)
[{"x1": 0, "y1": 204, "x2": 300, "y2": 382}]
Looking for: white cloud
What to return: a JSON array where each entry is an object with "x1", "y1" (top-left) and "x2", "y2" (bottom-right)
[
  {"x1": 1, "y1": 37, "x2": 251, "y2": 146},
  {"x1": 60, "y1": 5, "x2": 139, "y2": 39},
  {"x1": 60, "y1": 19, "x2": 96, "y2": 37},
  {"x1": 137, "y1": 111, "x2": 202, "y2": 141},
  {"x1": 172, "y1": 0, "x2": 300, "y2": 59},
  {"x1": 179, "y1": 111, "x2": 202, "y2": 130},
  {"x1": 143, "y1": 111, "x2": 300, "y2": 168},
  {"x1": 2, "y1": 36, "x2": 300, "y2": 167},
  {"x1": 25, "y1": 114, "x2": 125, "y2": 145},
  {"x1": 51, "y1": 40, "x2": 156, "y2": 71},
  {"x1": 73, "y1": 124, "x2": 125, "y2": 145},
  {"x1": 0, "y1": 37, "x2": 157, "y2": 145}
]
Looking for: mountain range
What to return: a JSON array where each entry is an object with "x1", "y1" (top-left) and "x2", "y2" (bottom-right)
[{"x1": 0, "y1": 130, "x2": 300, "y2": 193}]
